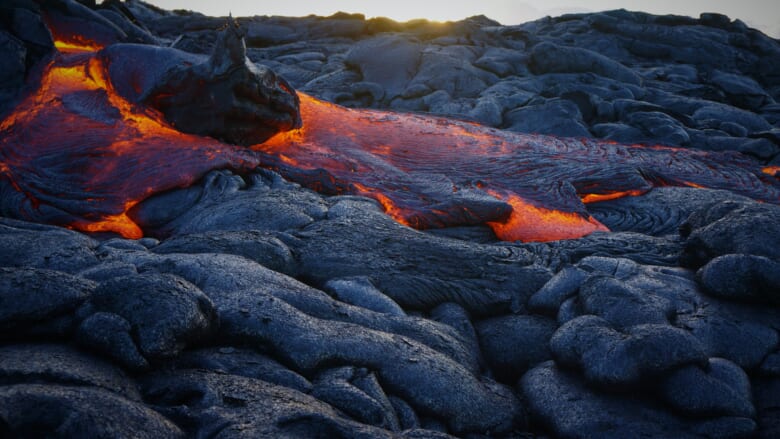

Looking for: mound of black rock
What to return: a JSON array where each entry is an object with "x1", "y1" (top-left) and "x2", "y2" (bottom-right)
[{"x1": 1, "y1": 0, "x2": 780, "y2": 438}]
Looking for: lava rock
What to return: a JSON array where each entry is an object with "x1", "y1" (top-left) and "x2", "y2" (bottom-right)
[
  {"x1": 697, "y1": 254, "x2": 780, "y2": 305},
  {"x1": 680, "y1": 200, "x2": 780, "y2": 267},
  {"x1": 550, "y1": 315, "x2": 707, "y2": 388},
  {"x1": 209, "y1": 291, "x2": 523, "y2": 435},
  {"x1": 709, "y1": 69, "x2": 772, "y2": 111},
  {"x1": 0, "y1": 31, "x2": 27, "y2": 114},
  {"x1": 136, "y1": 170, "x2": 328, "y2": 237},
  {"x1": 577, "y1": 275, "x2": 674, "y2": 329},
  {"x1": 504, "y1": 99, "x2": 591, "y2": 137},
  {"x1": 530, "y1": 41, "x2": 642, "y2": 85},
  {"x1": 323, "y1": 277, "x2": 406, "y2": 316},
  {"x1": 522, "y1": 361, "x2": 757, "y2": 439},
  {"x1": 125, "y1": 250, "x2": 479, "y2": 372},
  {"x1": 409, "y1": 48, "x2": 499, "y2": 99},
  {"x1": 660, "y1": 357, "x2": 755, "y2": 418},
  {"x1": 77, "y1": 273, "x2": 218, "y2": 365},
  {"x1": 106, "y1": 19, "x2": 301, "y2": 145},
  {"x1": 294, "y1": 197, "x2": 550, "y2": 315},
  {"x1": 678, "y1": 303, "x2": 779, "y2": 370},
  {"x1": 312, "y1": 366, "x2": 400, "y2": 430},
  {"x1": 0, "y1": 267, "x2": 95, "y2": 337},
  {"x1": 0, "y1": 218, "x2": 100, "y2": 273},
  {"x1": 475, "y1": 314, "x2": 557, "y2": 383},
  {"x1": 692, "y1": 104, "x2": 772, "y2": 134},
  {"x1": 152, "y1": 229, "x2": 296, "y2": 275},
  {"x1": 76, "y1": 311, "x2": 150, "y2": 370},
  {"x1": 0, "y1": 344, "x2": 140, "y2": 400},
  {"x1": 174, "y1": 347, "x2": 312, "y2": 393},
  {"x1": 141, "y1": 367, "x2": 440, "y2": 438},
  {"x1": 625, "y1": 110, "x2": 690, "y2": 145},
  {"x1": 345, "y1": 35, "x2": 421, "y2": 101},
  {"x1": 527, "y1": 265, "x2": 588, "y2": 315},
  {"x1": 0, "y1": 384, "x2": 184, "y2": 438},
  {"x1": 754, "y1": 378, "x2": 780, "y2": 438}
]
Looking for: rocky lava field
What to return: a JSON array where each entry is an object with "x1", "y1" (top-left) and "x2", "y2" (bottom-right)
[{"x1": 1, "y1": 0, "x2": 780, "y2": 437}]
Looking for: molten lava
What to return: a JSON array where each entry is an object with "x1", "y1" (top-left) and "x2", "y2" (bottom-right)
[
  {"x1": 1, "y1": 33, "x2": 778, "y2": 242},
  {"x1": 257, "y1": 94, "x2": 779, "y2": 241},
  {"x1": 0, "y1": 41, "x2": 260, "y2": 238}
]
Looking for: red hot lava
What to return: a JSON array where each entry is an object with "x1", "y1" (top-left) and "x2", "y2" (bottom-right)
[
  {"x1": 257, "y1": 94, "x2": 779, "y2": 241},
  {"x1": 0, "y1": 33, "x2": 778, "y2": 242}
]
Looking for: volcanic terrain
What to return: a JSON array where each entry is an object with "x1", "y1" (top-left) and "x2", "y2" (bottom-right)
[{"x1": 1, "y1": 1, "x2": 779, "y2": 438}]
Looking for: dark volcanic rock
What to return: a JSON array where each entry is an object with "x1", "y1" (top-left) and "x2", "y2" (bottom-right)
[
  {"x1": 577, "y1": 275, "x2": 674, "y2": 329},
  {"x1": 323, "y1": 276, "x2": 406, "y2": 316},
  {"x1": 142, "y1": 369, "x2": 428, "y2": 438},
  {"x1": 152, "y1": 229, "x2": 296, "y2": 275},
  {"x1": 660, "y1": 357, "x2": 755, "y2": 418},
  {"x1": 522, "y1": 361, "x2": 757, "y2": 439},
  {"x1": 0, "y1": 384, "x2": 184, "y2": 438},
  {"x1": 527, "y1": 265, "x2": 588, "y2": 315},
  {"x1": 345, "y1": 35, "x2": 421, "y2": 102},
  {"x1": 530, "y1": 41, "x2": 642, "y2": 86},
  {"x1": 133, "y1": 170, "x2": 328, "y2": 237},
  {"x1": 475, "y1": 314, "x2": 557, "y2": 382},
  {"x1": 3, "y1": 3, "x2": 780, "y2": 439},
  {"x1": 0, "y1": 267, "x2": 95, "y2": 337},
  {"x1": 550, "y1": 315, "x2": 707, "y2": 388},
  {"x1": 209, "y1": 291, "x2": 522, "y2": 434},
  {"x1": 174, "y1": 347, "x2": 312, "y2": 393},
  {"x1": 0, "y1": 218, "x2": 100, "y2": 273},
  {"x1": 117, "y1": 19, "x2": 301, "y2": 145},
  {"x1": 294, "y1": 197, "x2": 550, "y2": 315},
  {"x1": 76, "y1": 273, "x2": 218, "y2": 366},
  {"x1": 0, "y1": 344, "x2": 140, "y2": 400},
  {"x1": 504, "y1": 98, "x2": 591, "y2": 137},
  {"x1": 697, "y1": 254, "x2": 780, "y2": 305},
  {"x1": 680, "y1": 200, "x2": 780, "y2": 267}
]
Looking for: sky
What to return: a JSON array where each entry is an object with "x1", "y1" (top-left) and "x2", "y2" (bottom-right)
[{"x1": 140, "y1": 0, "x2": 779, "y2": 38}]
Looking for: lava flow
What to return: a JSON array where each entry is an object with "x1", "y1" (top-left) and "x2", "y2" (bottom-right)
[
  {"x1": 1, "y1": 32, "x2": 779, "y2": 242},
  {"x1": 0, "y1": 41, "x2": 260, "y2": 238},
  {"x1": 256, "y1": 94, "x2": 780, "y2": 241}
]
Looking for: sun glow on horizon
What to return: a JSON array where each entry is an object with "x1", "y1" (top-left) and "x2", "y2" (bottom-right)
[{"x1": 134, "y1": 0, "x2": 779, "y2": 38}]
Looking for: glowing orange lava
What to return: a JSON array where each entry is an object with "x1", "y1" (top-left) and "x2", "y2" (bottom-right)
[
  {"x1": 581, "y1": 190, "x2": 647, "y2": 204},
  {"x1": 2, "y1": 35, "x2": 778, "y2": 242},
  {"x1": 258, "y1": 93, "x2": 779, "y2": 241},
  {"x1": 0, "y1": 40, "x2": 260, "y2": 238},
  {"x1": 487, "y1": 193, "x2": 609, "y2": 242},
  {"x1": 763, "y1": 166, "x2": 780, "y2": 176}
]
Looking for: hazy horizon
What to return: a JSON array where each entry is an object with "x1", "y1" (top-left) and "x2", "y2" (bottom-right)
[{"x1": 137, "y1": 0, "x2": 779, "y2": 38}]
